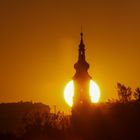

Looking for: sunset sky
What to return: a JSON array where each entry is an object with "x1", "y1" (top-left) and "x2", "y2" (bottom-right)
[{"x1": 1, "y1": 0, "x2": 140, "y2": 112}]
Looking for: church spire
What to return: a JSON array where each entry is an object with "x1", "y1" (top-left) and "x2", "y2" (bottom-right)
[
  {"x1": 73, "y1": 33, "x2": 91, "y2": 80},
  {"x1": 79, "y1": 32, "x2": 85, "y2": 61},
  {"x1": 72, "y1": 32, "x2": 92, "y2": 107},
  {"x1": 80, "y1": 32, "x2": 84, "y2": 46}
]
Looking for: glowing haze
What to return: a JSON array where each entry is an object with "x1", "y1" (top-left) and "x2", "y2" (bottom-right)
[{"x1": 1, "y1": 0, "x2": 140, "y2": 112}]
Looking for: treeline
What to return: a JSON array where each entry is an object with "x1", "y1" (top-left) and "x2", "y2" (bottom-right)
[
  {"x1": 1, "y1": 101, "x2": 140, "y2": 140},
  {"x1": 1, "y1": 83, "x2": 140, "y2": 140},
  {"x1": 71, "y1": 83, "x2": 140, "y2": 140},
  {"x1": 0, "y1": 109, "x2": 70, "y2": 140},
  {"x1": 116, "y1": 83, "x2": 140, "y2": 102}
]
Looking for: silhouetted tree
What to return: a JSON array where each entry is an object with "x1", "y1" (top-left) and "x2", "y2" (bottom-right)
[
  {"x1": 21, "y1": 110, "x2": 71, "y2": 140},
  {"x1": 117, "y1": 83, "x2": 132, "y2": 103},
  {"x1": 22, "y1": 111, "x2": 44, "y2": 139},
  {"x1": 134, "y1": 87, "x2": 140, "y2": 101}
]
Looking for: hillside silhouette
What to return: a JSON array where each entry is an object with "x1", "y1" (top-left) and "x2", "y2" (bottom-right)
[{"x1": 0, "y1": 102, "x2": 50, "y2": 133}]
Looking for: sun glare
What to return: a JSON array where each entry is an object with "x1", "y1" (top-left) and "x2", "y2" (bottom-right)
[
  {"x1": 64, "y1": 81, "x2": 74, "y2": 107},
  {"x1": 90, "y1": 80, "x2": 100, "y2": 103},
  {"x1": 64, "y1": 80, "x2": 100, "y2": 107}
]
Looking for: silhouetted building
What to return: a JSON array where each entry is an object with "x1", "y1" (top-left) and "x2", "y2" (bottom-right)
[
  {"x1": 71, "y1": 33, "x2": 94, "y2": 134},
  {"x1": 73, "y1": 33, "x2": 92, "y2": 108}
]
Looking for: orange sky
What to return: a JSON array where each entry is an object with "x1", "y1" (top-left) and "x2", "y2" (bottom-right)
[{"x1": 1, "y1": 0, "x2": 140, "y2": 112}]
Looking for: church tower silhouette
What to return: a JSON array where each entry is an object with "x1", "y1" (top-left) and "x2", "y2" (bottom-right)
[
  {"x1": 73, "y1": 32, "x2": 92, "y2": 107},
  {"x1": 71, "y1": 33, "x2": 100, "y2": 132}
]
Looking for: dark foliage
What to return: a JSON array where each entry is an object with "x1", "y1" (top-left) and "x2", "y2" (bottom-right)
[
  {"x1": 1, "y1": 101, "x2": 140, "y2": 140},
  {"x1": 1, "y1": 86, "x2": 140, "y2": 140},
  {"x1": 134, "y1": 87, "x2": 140, "y2": 101},
  {"x1": 117, "y1": 83, "x2": 132, "y2": 103}
]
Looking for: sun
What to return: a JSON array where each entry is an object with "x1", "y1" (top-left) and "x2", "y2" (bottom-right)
[
  {"x1": 64, "y1": 80, "x2": 74, "y2": 107},
  {"x1": 64, "y1": 80, "x2": 100, "y2": 107},
  {"x1": 89, "y1": 80, "x2": 100, "y2": 103}
]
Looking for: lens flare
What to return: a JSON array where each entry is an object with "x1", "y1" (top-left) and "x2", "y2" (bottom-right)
[{"x1": 64, "y1": 80, "x2": 100, "y2": 107}]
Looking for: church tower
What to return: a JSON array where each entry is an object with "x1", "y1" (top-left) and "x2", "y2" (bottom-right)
[
  {"x1": 73, "y1": 32, "x2": 92, "y2": 107},
  {"x1": 64, "y1": 32, "x2": 100, "y2": 108}
]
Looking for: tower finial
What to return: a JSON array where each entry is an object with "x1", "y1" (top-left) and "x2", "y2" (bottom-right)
[
  {"x1": 80, "y1": 25, "x2": 83, "y2": 38},
  {"x1": 80, "y1": 31, "x2": 84, "y2": 46}
]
